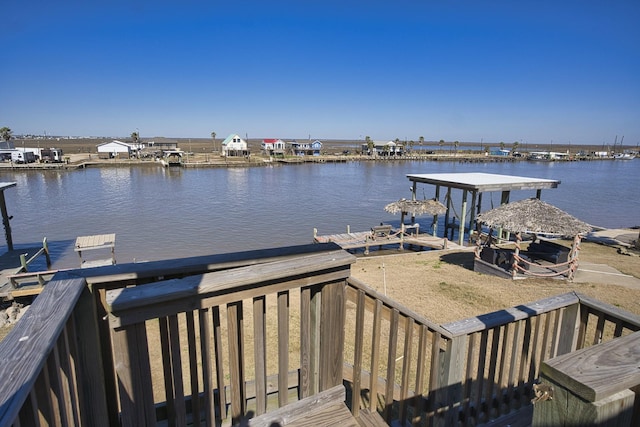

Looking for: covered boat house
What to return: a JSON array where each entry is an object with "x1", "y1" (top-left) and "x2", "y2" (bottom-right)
[{"x1": 406, "y1": 173, "x2": 560, "y2": 245}]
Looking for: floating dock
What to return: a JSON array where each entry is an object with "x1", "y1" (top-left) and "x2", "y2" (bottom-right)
[{"x1": 75, "y1": 233, "x2": 116, "y2": 268}]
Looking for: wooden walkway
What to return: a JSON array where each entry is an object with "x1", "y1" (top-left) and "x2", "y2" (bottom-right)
[{"x1": 313, "y1": 229, "x2": 466, "y2": 254}]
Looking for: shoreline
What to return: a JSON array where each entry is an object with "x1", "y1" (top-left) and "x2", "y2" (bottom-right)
[{"x1": 0, "y1": 151, "x2": 631, "y2": 171}]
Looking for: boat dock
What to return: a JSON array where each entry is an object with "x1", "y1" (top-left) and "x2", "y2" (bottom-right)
[
  {"x1": 0, "y1": 244, "x2": 54, "y2": 300},
  {"x1": 313, "y1": 226, "x2": 466, "y2": 254}
]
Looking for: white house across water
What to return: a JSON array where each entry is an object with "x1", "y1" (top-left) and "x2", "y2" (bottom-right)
[
  {"x1": 96, "y1": 140, "x2": 137, "y2": 159},
  {"x1": 221, "y1": 134, "x2": 248, "y2": 157}
]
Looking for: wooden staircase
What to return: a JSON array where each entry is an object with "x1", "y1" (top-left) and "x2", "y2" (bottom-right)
[{"x1": 239, "y1": 385, "x2": 387, "y2": 427}]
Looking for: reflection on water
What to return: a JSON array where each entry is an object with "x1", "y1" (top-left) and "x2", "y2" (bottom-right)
[{"x1": 0, "y1": 160, "x2": 638, "y2": 269}]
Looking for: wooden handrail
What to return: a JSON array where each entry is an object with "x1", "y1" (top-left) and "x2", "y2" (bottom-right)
[
  {"x1": 441, "y1": 292, "x2": 579, "y2": 336},
  {"x1": 107, "y1": 250, "x2": 354, "y2": 328},
  {"x1": 0, "y1": 272, "x2": 87, "y2": 425},
  {"x1": 576, "y1": 292, "x2": 640, "y2": 331}
]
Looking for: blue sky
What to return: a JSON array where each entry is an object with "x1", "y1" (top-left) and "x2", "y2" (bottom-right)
[{"x1": 2, "y1": 1, "x2": 639, "y2": 146}]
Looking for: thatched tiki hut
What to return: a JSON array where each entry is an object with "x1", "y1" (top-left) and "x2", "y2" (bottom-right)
[
  {"x1": 474, "y1": 198, "x2": 592, "y2": 280},
  {"x1": 384, "y1": 198, "x2": 446, "y2": 234}
]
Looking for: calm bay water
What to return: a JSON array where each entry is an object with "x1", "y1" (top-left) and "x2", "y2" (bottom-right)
[{"x1": 0, "y1": 159, "x2": 638, "y2": 270}]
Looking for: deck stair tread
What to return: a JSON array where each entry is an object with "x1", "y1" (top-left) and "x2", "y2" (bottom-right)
[
  {"x1": 355, "y1": 408, "x2": 388, "y2": 426},
  {"x1": 242, "y1": 385, "x2": 360, "y2": 427}
]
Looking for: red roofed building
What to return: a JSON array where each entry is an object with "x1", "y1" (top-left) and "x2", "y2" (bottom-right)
[{"x1": 261, "y1": 138, "x2": 286, "y2": 155}]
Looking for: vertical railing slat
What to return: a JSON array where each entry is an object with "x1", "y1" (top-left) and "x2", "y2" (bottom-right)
[
  {"x1": 474, "y1": 329, "x2": 491, "y2": 419},
  {"x1": 506, "y1": 320, "x2": 523, "y2": 413},
  {"x1": 462, "y1": 331, "x2": 476, "y2": 425},
  {"x1": 299, "y1": 287, "x2": 311, "y2": 399},
  {"x1": 46, "y1": 350, "x2": 64, "y2": 427},
  {"x1": 399, "y1": 315, "x2": 414, "y2": 423},
  {"x1": 159, "y1": 317, "x2": 176, "y2": 424},
  {"x1": 518, "y1": 317, "x2": 533, "y2": 406},
  {"x1": 253, "y1": 296, "x2": 267, "y2": 415},
  {"x1": 485, "y1": 327, "x2": 500, "y2": 421},
  {"x1": 593, "y1": 311, "x2": 606, "y2": 345},
  {"x1": 369, "y1": 299, "x2": 383, "y2": 414},
  {"x1": 427, "y1": 331, "x2": 442, "y2": 426},
  {"x1": 168, "y1": 314, "x2": 187, "y2": 425},
  {"x1": 212, "y1": 306, "x2": 226, "y2": 420},
  {"x1": 277, "y1": 291, "x2": 290, "y2": 406},
  {"x1": 412, "y1": 324, "x2": 428, "y2": 426},
  {"x1": 227, "y1": 301, "x2": 246, "y2": 425},
  {"x1": 383, "y1": 309, "x2": 399, "y2": 422},
  {"x1": 34, "y1": 361, "x2": 52, "y2": 426},
  {"x1": 186, "y1": 311, "x2": 200, "y2": 427},
  {"x1": 528, "y1": 314, "x2": 543, "y2": 384},
  {"x1": 351, "y1": 289, "x2": 366, "y2": 417},
  {"x1": 549, "y1": 309, "x2": 563, "y2": 358},
  {"x1": 198, "y1": 308, "x2": 215, "y2": 426}
]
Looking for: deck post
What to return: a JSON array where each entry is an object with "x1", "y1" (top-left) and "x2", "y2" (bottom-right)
[
  {"x1": 0, "y1": 188, "x2": 14, "y2": 251},
  {"x1": 499, "y1": 191, "x2": 510, "y2": 240},
  {"x1": 444, "y1": 187, "x2": 452, "y2": 240},
  {"x1": 319, "y1": 280, "x2": 346, "y2": 391},
  {"x1": 72, "y1": 285, "x2": 110, "y2": 426},
  {"x1": 43, "y1": 237, "x2": 52, "y2": 268},
  {"x1": 432, "y1": 185, "x2": 441, "y2": 236},
  {"x1": 534, "y1": 331, "x2": 640, "y2": 426},
  {"x1": 434, "y1": 335, "x2": 467, "y2": 427},
  {"x1": 458, "y1": 189, "x2": 468, "y2": 246},
  {"x1": 411, "y1": 181, "x2": 418, "y2": 223},
  {"x1": 468, "y1": 191, "x2": 478, "y2": 243}
]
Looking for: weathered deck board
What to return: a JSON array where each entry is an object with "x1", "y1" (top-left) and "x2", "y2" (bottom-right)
[
  {"x1": 541, "y1": 330, "x2": 640, "y2": 402},
  {"x1": 0, "y1": 273, "x2": 87, "y2": 425},
  {"x1": 242, "y1": 385, "x2": 358, "y2": 427},
  {"x1": 314, "y1": 230, "x2": 464, "y2": 252}
]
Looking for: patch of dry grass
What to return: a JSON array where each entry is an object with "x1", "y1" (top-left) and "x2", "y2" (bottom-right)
[{"x1": 351, "y1": 240, "x2": 640, "y2": 324}]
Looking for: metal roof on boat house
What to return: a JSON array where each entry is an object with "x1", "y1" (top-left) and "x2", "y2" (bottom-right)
[
  {"x1": 406, "y1": 172, "x2": 560, "y2": 192},
  {"x1": 405, "y1": 172, "x2": 561, "y2": 245}
]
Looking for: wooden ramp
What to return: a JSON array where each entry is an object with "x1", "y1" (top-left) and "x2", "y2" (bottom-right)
[
  {"x1": 314, "y1": 229, "x2": 466, "y2": 254},
  {"x1": 0, "y1": 247, "x2": 51, "y2": 299}
]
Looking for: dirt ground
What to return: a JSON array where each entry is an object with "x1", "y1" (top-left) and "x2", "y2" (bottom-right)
[{"x1": 350, "y1": 238, "x2": 640, "y2": 324}]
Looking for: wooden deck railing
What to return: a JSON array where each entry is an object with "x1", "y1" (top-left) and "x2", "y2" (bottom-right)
[
  {"x1": 0, "y1": 272, "x2": 107, "y2": 426},
  {"x1": 1, "y1": 243, "x2": 639, "y2": 427},
  {"x1": 343, "y1": 280, "x2": 640, "y2": 427}
]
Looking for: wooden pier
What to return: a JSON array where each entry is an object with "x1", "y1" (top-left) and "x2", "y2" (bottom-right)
[
  {"x1": 313, "y1": 226, "x2": 466, "y2": 254},
  {"x1": 0, "y1": 242, "x2": 53, "y2": 300}
]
